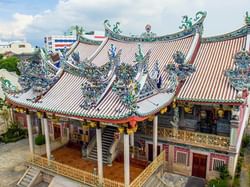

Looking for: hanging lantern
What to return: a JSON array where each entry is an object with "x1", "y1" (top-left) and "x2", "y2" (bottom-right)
[
  {"x1": 37, "y1": 111, "x2": 42, "y2": 119},
  {"x1": 148, "y1": 115, "x2": 155, "y2": 121},
  {"x1": 160, "y1": 107, "x2": 168, "y2": 114},
  {"x1": 127, "y1": 128, "x2": 134, "y2": 135},
  {"x1": 89, "y1": 121, "x2": 96, "y2": 128},
  {"x1": 218, "y1": 109, "x2": 224, "y2": 118},
  {"x1": 133, "y1": 125, "x2": 138, "y2": 133},
  {"x1": 200, "y1": 110, "x2": 207, "y2": 119},
  {"x1": 184, "y1": 106, "x2": 192, "y2": 113},
  {"x1": 118, "y1": 127, "x2": 124, "y2": 134}
]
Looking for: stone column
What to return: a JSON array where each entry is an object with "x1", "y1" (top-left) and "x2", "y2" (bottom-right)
[
  {"x1": 229, "y1": 119, "x2": 239, "y2": 150},
  {"x1": 153, "y1": 115, "x2": 158, "y2": 159},
  {"x1": 96, "y1": 125, "x2": 103, "y2": 185},
  {"x1": 130, "y1": 133, "x2": 135, "y2": 158},
  {"x1": 44, "y1": 114, "x2": 51, "y2": 160},
  {"x1": 172, "y1": 107, "x2": 179, "y2": 138},
  {"x1": 26, "y1": 111, "x2": 34, "y2": 154},
  {"x1": 124, "y1": 130, "x2": 130, "y2": 187}
]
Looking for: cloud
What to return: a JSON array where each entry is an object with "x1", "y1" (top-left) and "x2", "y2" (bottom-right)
[
  {"x1": 0, "y1": 13, "x2": 33, "y2": 40},
  {"x1": 0, "y1": 0, "x2": 249, "y2": 45}
]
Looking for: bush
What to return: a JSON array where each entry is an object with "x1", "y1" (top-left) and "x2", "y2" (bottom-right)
[
  {"x1": 0, "y1": 56, "x2": 20, "y2": 75},
  {"x1": 35, "y1": 134, "x2": 45, "y2": 145},
  {"x1": 208, "y1": 178, "x2": 228, "y2": 187},
  {"x1": 242, "y1": 134, "x2": 250, "y2": 148},
  {"x1": 217, "y1": 165, "x2": 230, "y2": 179},
  {"x1": 1, "y1": 122, "x2": 27, "y2": 143}
]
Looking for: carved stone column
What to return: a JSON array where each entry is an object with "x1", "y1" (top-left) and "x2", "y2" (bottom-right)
[
  {"x1": 153, "y1": 115, "x2": 158, "y2": 159},
  {"x1": 124, "y1": 129, "x2": 130, "y2": 187},
  {"x1": 96, "y1": 124, "x2": 103, "y2": 185},
  {"x1": 171, "y1": 107, "x2": 179, "y2": 138},
  {"x1": 26, "y1": 111, "x2": 34, "y2": 154},
  {"x1": 229, "y1": 107, "x2": 240, "y2": 151}
]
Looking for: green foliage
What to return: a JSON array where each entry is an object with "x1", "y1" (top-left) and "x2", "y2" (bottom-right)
[
  {"x1": 208, "y1": 178, "x2": 229, "y2": 187},
  {"x1": 217, "y1": 165, "x2": 230, "y2": 179},
  {"x1": 35, "y1": 134, "x2": 45, "y2": 145},
  {"x1": 0, "y1": 54, "x2": 3, "y2": 60},
  {"x1": 0, "y1": 122, "x2": 27, "y2": 143},
  {"x1": 0, "y1": 56, "x2": 20, "y2": 75},
  {"x1": 208, "y1": 165, "x2": 231, "y2": 187},
  {"x1": 242, "y1": 134, "x2": 250, "y2": 148}
]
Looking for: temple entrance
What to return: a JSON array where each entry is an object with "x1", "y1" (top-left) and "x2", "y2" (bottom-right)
[
  {"x1": 148, "y1": 144, "x2": 160, "y2": 161},
  {"x1": 192, "y1": 153, "x2": 207, "y2": 178},
  {"x1": 54, "y1": 124, "x2": 61, "y2": 140}
]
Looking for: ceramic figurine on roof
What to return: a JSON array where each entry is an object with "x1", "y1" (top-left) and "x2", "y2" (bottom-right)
[
  {"x1": 140, "y1": 24, "x2": 157, "y2": 41},
  {"x1": 179, "y1": 11, "x2": 207, "y2": 30},
  {"x1": 225, "y1": 50, "x2": 250, "y2": 91},
  {"x1": 166, "y1": 51, "x2": 196, "y2": 81},
  {"x1": 0, "y1": 77, "x2": 18, "y2": 95},
  {"x1": 245, "y1": 11, "x2": 250, "y2": 25},
  {"x1": 18, "y1": 49, "x2": 59, "y2": 101}
]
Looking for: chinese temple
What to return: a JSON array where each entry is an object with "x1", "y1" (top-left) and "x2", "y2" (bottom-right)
[{"x1": 3, "y1": 11, "x2": 250, "y2": 187}]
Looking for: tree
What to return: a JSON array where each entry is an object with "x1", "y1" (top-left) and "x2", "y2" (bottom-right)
[{"x1": 0, "y1": 56, "x2": 20, "y2": 75}]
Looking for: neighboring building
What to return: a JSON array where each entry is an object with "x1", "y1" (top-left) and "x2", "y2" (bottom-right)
[
  {"x1": 0, "y1": 40, "x2": 34, "y2": 55},
  {"x1": 44, "y1": 26, "x2": 105, "y2": 52},
  {"x1": 5, "y1": 12, "x2": 250, "y2": 187}
]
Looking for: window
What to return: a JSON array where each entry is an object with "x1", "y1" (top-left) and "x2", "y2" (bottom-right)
[
  {"x1": 176, "y1": 151, "x2": 188, "y2": 165},
  {"x1": 213, "y1": 159, "x2": 225, "y2": 171},
  {"x1": 18, "y1": 44, "x2": 25, "y2": 48}
]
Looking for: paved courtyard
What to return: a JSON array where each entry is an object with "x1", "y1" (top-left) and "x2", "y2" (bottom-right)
[{"x1": 0, "y1": 138, "x2": 30, "y2": 187}]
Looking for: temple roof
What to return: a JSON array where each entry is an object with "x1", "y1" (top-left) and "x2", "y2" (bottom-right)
[
  {"x1": 177, "y1": 26, "x2": 248, "y2": 104},
  {"x1": 6, "y1": 11, "x2": 250, "y2": 122}
]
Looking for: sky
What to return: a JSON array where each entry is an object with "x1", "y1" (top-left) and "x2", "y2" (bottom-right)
[{"x1": 0, "y1": 0, "x2": 249, "y2": 46}]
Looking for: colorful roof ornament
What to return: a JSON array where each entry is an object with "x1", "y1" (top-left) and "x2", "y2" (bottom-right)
[
  {"x1": 225, "y1": 50, "x2": 250, "y2": 91},
  {"x1": 245, "y1": 11, "x2": 250, "y2": 25},
  {"x1": 17, "y1": 49, "x2": 59, "y2": 101},
  {"x1": 0, "y1": 77, "x2": 18, "y2": 95},
  {"x1": 104, "y1": 20, "x2": 122, "y2": 34},
  {"x1": 179, "y1": 11, "x2": 207, "y2": 31},
  {"x1": 80, "y1": 44, "x2": 121, "y2": 109},
  {"x1": 166, "y1": 51, "x2": 196, "y2": 81}
]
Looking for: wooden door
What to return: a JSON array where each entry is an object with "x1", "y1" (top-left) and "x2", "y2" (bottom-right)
[
  {"x1": 54, "y1": 124, "x2": 61, "y2": 139},
  {"x1": 192, "y1": 153, "x2": 207, "y2": 178},
  {"x1": 148, "y1": 144, "x2": 161, "y2": 161}
]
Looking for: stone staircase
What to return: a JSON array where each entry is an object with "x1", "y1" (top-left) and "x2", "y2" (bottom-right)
[
  {"x1": 17, "y1": 167, "x2": 40, "y2": 187},
  {"x1": 88, "y1": 126, "x2": 117, "y2": 164}
]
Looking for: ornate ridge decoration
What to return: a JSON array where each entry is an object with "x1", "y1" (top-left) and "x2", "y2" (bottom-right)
[
  {"x1": 245, "y1": 11, "x2": 250, "y2": 25},
  {"x1": 79, "y1": 35, "x2": 103, "y2": 45},
  {"x1": 0, "y1": 77, "x2": 18, "y2": 95},
  {"x1": 179, "y1": 11, "x2": 207, "y2": 30},
  {"x1": 104, "y1": 20, "x2": 122, "y2": 34},
  {"x1": 103, "y1": 12, "x2": 206, "y2": 43},
  {"x1": 80, "y1": 44, "x2": 121, "y2": 109},
  {"x1": 225, "y1": 50, "x2": 250, "y2": 91},
  {"x1": 165, "y1": 51, "x2": 196, "y2": 84},
  {"x1": 140, "y1": 24, "x2": 157, "y2": 42},
  {"x1": 202, "y1": 26, "x2": 248, "y2": 43},
  {"x1": 112, "y1": 44, "x2": 152, "y2": 112},
  {"x1": 40, "y1": 48, "x2": 58, "y2": 73},
  {"x1": 18, "y1": 49, "x2": 59, "y2": 102}
]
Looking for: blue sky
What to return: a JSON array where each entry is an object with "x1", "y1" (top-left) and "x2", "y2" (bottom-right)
[{"x1": 0, "y1": 0, "x2": 249, "y2": 46}]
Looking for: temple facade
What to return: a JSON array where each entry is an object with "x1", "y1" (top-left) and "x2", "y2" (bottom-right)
[{"x1": 3, "y1": 11, "x2": 250, "y2": 187}]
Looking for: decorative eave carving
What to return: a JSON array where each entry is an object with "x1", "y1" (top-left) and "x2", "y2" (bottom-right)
[
  {"x1": 202, "y1": 26, "x2": 248, "y2": 43},
  {"x1": 103, "y1": 11, "x2": 206, "y2": 43},
  {"x1": 78, "y1": 35, "x2": 103, "y2": 45},
  {"x1": 225, "y1": 50, "x2": 250, "y2": 91}
]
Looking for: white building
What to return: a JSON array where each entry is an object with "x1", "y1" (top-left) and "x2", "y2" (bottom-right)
[
  {"x1": 44, "y1": 30, "x2": 105, "y2": 52},
  {"x1": 0, "y1": 40, "x2": 34, "y2": 55}
]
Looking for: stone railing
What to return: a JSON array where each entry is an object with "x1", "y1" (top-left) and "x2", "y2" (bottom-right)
[
  {"x1": 29, "y1": 154, "x2": 124, "y2": 187},
  {"x1": 130, "y1": 151, "x2": 165, "y2": 187},
  {"x1": 144, "y1": 126, "x2": 230, "y2": 150}
]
